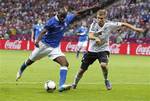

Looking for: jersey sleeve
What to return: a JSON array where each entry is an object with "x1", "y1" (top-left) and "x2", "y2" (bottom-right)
[
  {"x1": 66, "y1": 13, "x2": 76, "y2": 24},
  {"x1": 106, "y1": 21, "x2": 122, "y2": 31},
  {"x1": 109, "y1": 21, "x2": 122, "y2": 28}
]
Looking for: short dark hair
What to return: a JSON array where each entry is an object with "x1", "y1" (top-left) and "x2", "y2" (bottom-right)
[
  {"x1": 57, "y1": 8, "x2": 68, "y2": 21},
  {"x1": 57, "y1": 7, "x2": 67, "y2": 15},
  {"x1": 97, "y1": 9, "x2": 107, "y2": 16}
]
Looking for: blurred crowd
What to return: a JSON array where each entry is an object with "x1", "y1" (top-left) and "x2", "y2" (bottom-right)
[
  {"x1": 0, "y1": 0, "x2": 98, "y2": 40},
  {"x1": 0, "y1": 0, "x2": 149, "y2": 43}
]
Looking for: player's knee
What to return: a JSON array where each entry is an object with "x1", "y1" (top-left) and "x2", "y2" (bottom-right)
[
  {"x1": 61, "y1": 61, "x2": 69, "y2": 67},
  {"x1": 79, "y1": 69, "x2": 86, "y2": 75},
  {"x1": 101, "y1": 62, "x2": 107, "y2": 68}
]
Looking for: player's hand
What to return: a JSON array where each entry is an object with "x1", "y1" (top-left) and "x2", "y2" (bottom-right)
[
  {"x1": 97, "y1": 31, "x2": 102, "y2": 35},
  {"x1": 34, "y1": 41, "x2": 39, "y2": 48},
  {"x1": 94, "y1": 31, "x2": 102, "y2": 37},
  {"x1": 95, "y1": 37, "x2": 101, "y2": 45}
]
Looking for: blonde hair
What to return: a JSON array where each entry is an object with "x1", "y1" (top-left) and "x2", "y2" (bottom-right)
[{"x1": 97, "y1": 9, "x2": 107, "y2": 16}]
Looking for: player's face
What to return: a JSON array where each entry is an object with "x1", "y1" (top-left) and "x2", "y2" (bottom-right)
[
  {"x1": 38, "y1": 20, "x2": 42, "y2": 24},
  {"x1": 97, "y1": 15, "x2": 106, "y2": 26},
  {"x1": 58, "y1": 13, "x2": 67, "y2": 23}
]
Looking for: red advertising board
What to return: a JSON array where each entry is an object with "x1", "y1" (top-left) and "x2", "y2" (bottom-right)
[
  {"x1": 0, "y1": 40, "x2": 27, "y2": 50},
  {"x1": 109, "y1": 43, "x2": 129, "y2": 55},
  {"x1": 61, "y1": 41, "x2": 78, "y2": 52},
  {"x1": 0, "y1": 39, "x2": 150, "y2": 56},
  {"x1": 130, "y1": 43, "x2": 150, "y2": 56}
]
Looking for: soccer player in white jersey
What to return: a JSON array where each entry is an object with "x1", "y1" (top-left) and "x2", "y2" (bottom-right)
[
  {"x1": 72, "y1": 9, "x2": 144, "y2": 90},
  {"x1": 15, "y1": 5, "x2": 104, "y2": 92}
]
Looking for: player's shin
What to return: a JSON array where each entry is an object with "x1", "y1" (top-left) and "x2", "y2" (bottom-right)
[
  {"x1": 19, "y1": 59, "x2": 34, "y2": 73},
  {"x1": 101, "y1": 64, "x2": 112, "y2": 90},
  {"x1": 101, "y1": 63, "x2": 108, "y2": 80},
  {"x1": 59, "y1": 66, "x2": 68, "y2": 87},
  {"x1": 16, "y1": 59, "x2": 34, "y2": 81},
  {"x1": 72, "y1": 69, "x2": 85, "y2": 89}
]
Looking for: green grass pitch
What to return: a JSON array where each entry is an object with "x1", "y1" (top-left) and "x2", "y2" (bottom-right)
[{"x1": 0, "y1": 50, "x2": 150, "y2": 101}]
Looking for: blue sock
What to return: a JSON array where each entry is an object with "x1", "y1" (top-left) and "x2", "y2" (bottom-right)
[
  {"x1": 20, "y1": 62, "x2": 27, "y2": 73},
  {"x1": 59, "y1": 66, "x2": 68, "y2": 87}
]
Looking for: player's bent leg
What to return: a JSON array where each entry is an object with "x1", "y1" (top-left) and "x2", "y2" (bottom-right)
[
  {"x1": 73, "y1": 52, "x2": 96, "y2": 89},
  {"x1": 16, "y1": 44, "x2": 49, "y2": 81},
  {"x1": 100, "y1": 62, "x2": 108, "y2": 80},
  {"x1": 72, "y1": 68, "x2": 87, "y2": 89},
  {"x1": 54, "y1": 56, "x2": 69, "y2": 67},
  {"x1": 16, "y1": 59, "x2": 34, "y2": 81},
  {"x1": 100, "y1": 62, "x2": 112, "y2": 90},
  {"x1": 53, "y1": 56, "x2": 71, "y2": 92}
]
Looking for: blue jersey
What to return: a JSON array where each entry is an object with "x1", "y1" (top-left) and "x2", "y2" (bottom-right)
[
  {"x1": 33, "y1": 24, "x2": 44, "y2": 40},
  {"x1": 42, "y1": 13, "x2": 75, "y2": 48},
  {"x1": 76, "y1": 26, "x2": 88, "y2": 42}
]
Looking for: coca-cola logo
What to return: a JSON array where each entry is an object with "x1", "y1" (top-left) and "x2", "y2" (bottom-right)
[
  {"x1": 136, "y1": 45, "x2": 150, "y2": 55},
  {"x1": 66, "y1": 42, "x2": 77, "y2": 52},
  {"x1": 5, "y1": 40, "x2": 22, "y2": 49},
  {"x1": 110, "y1": 44, "x2": 120, "y2": 54}
]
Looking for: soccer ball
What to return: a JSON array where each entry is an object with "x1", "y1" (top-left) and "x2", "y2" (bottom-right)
[{"x1": 44, "y1": 80, "x2": 56, "y2": 92}]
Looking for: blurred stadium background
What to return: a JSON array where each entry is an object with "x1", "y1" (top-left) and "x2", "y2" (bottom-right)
[
  {"x1": 0, "y1": 0, "x2": 149, "y2": 55},
  {"x1": 0, "y1": 0, "x2": 149, "y2": 43},
  {"x1": 0, "y1": 0, "x2": 150, "y2": 101}
]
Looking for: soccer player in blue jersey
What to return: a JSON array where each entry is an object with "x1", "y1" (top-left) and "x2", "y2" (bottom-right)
[
  {"x1": 16, "y1": 5, "x2": 104, "y2": 92},
  {"x1": 76, "y1": 21, "x2": 88, "y2": 58},
  {"x1": 31, "y1": 19, "x2": 44, "y2": 42}
]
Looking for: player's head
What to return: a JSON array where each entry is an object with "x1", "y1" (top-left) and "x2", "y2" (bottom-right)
[
  {"x1": 97, "y1": 9, "x2": 107, "y2": 26},
  {"x1": 38, "y1": 19, "x2": 42, "y2": 24},
  {"x1": 57, "y1": 8, "x2": 68, "y2": 23},
  {"x1": 81, "y1": 21, "x2": 87, "y2": 27}
]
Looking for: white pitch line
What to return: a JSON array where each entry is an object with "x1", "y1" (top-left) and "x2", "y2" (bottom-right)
[{"x1": 0, "y1": 82, "x2": 150, "y2": 85}]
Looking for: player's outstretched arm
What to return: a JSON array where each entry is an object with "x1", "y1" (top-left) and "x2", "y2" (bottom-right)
[
  {"x1": 35, "y1": 29, "x2": 47, "y2": 47},
  {"x1": 75, "y1": 4, "x2": 101, "y2": 17},
  {"x1": 121, "y1": 22, "x2": 144, "y2": 33},
  {"x1": 74, "y1": 0, "x2": 119, "y2": 20},
  {"x1": 31, "y1": 29, "x2": 35, "y2": 42}
]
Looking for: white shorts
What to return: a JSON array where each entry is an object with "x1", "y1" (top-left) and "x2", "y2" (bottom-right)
[{"x1": 29, "y1": 41, "x2": 65, "y2": 61}]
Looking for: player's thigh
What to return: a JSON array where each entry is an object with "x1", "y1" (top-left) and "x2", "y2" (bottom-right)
[
  {"x1": 48, "y1": 46, "x2": 65, "y2": 59},
  {"x1": 97, "y1": 51, "x2": 110, "y2": 65},
  {"x1": 29, "y1": 42, "x2": 51, "y2": 61},
  {"x1": 54, "y1": 56, "x2": 69, "y2": 67},
  {"x1": 48, "y1": 47, "x2": 67, "y2": 66},
  {"x1": 80, "y1": 52, "x2": 97, "y2": 70}
]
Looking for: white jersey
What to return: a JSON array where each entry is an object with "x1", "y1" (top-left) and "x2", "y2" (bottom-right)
[{"x1": 88, "y1": 19, "x2": 122, "y2": 52}]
